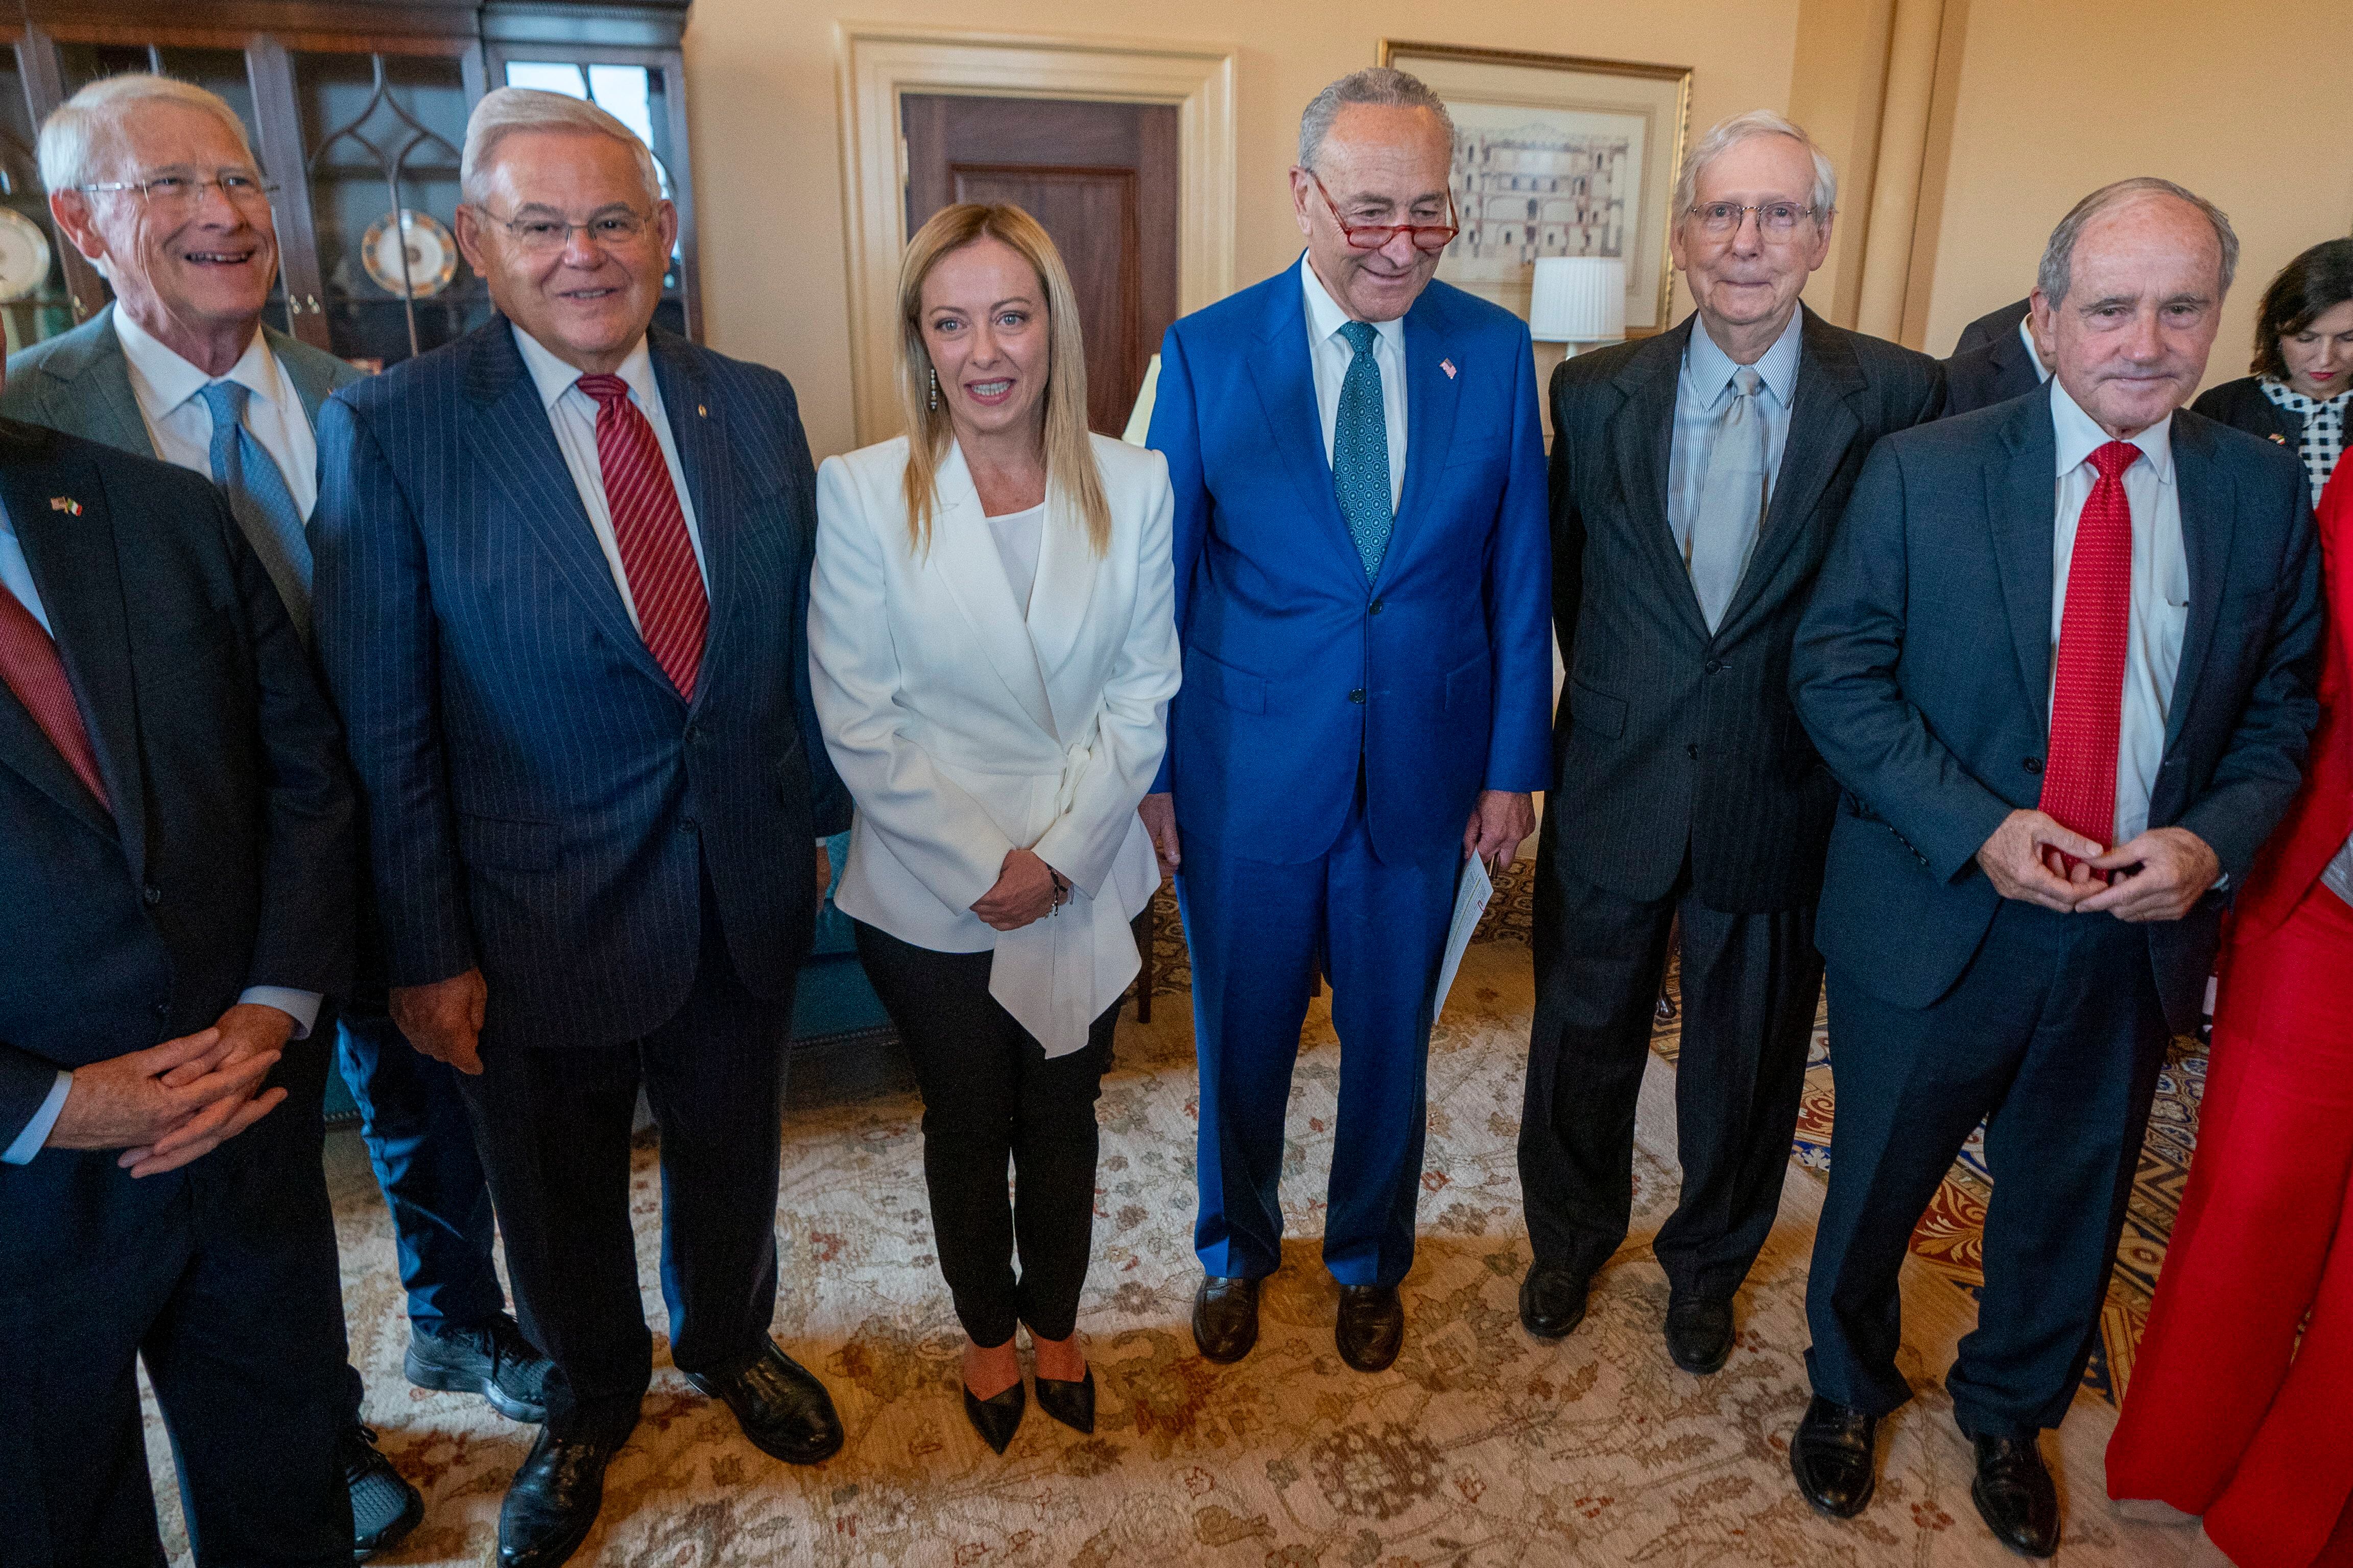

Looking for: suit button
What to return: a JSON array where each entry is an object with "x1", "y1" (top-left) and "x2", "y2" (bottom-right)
[
  {"x1": 142, "y1": 884, "x2": 162, "y2": 906},
  {"x1": 680, "y1": 817, "x2": 700, "y2": 835},
  {"x1": 1703, "y1": 659, "x2": 1723, "y2": 675},
  {"x1": 1349, "y1": 689, "x2": 1366, "y2": 704},
  {"x1": 684, "y1": 723, "x2": 700, "y2": 742},
  {"x1": 1686, "y1": 742, "x2": 1700, "y2": 760},
  {"x1": 1368, "y1": 600, "x2": 1385, "y2": 615},
  {"x1": 2022, "y1": 756, "x2": 2043, "y2": 775}
]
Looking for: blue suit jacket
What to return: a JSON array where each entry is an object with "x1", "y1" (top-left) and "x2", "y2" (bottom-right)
[
  {"x1": 1791, "y1": 390, "x2": 2324, "y2": 1032},
  {"x1": 312, "y1": 319, "x2": 849, "y2": 1053},
  {"x1": 1146, "y1": 265, "x2": 1552, "y2": 865}
]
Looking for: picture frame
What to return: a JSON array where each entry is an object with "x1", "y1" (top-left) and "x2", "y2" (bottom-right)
[{"x1": 1377, "y1": 40, "x2": 1692, "y2": 334}]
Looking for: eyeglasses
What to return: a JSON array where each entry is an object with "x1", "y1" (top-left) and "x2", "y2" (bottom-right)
[
  {"x1": 475, "y1": 206, "x2": 659, "y2": 255},
  {"x1": 1688, "y1": 201, "x2": 1819, "y2": 239},
  {"x1": 1308, "y1": 172, "x2": 1459, "y2": 253},
  {"x1": 77, "y1": 171, "x2": 280, "y2": 213}
]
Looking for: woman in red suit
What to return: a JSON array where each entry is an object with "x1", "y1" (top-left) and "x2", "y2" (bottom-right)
[{"x1": 2106, "y1": 450, "x2": 2353, "y2": 1564}]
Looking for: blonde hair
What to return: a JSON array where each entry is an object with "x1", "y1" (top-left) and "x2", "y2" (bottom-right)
[{"x1": 896, "y1": 203, "x2": 1109, "y2": 558}]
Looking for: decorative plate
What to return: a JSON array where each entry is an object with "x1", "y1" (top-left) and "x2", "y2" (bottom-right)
[
  {"x1": 0, "y1": 208, "x2": 53, "y2": 302},
  {"x1": 361, "y1": 208, "x2": 457, "y2": 299}
]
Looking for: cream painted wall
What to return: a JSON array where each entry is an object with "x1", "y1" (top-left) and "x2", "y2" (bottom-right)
[
  {"x1": 1918, "y1": 0, "x2": 2353, "y2": 378},
  {"x1": 679, "y1": 0, "x2": 1801, "y2": 459}
]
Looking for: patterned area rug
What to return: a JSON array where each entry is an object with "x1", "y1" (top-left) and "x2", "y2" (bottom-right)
[{"x1": 136, "y1": 879, "x2": 2207, "y2": 1565}]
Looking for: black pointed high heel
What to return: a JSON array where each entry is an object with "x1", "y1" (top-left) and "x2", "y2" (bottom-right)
[
  {"x1": 1034, "y1": 1366, "x2": 1095, "y2": 1435},
  {"x1": 962, "y1": 1379, "x2": 1025, "y2": 1454}
]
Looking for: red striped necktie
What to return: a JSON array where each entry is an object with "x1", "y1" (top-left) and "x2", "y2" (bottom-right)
[
  {"x1": 575, "y1": 374, "x2": 708, "y2": 701},
  {"x1": 0, "y1": 585, "x2": 111, "y2": 812},
  {"x1": 2039, "y1": 439, "x2": 2140, "y2": 854}
]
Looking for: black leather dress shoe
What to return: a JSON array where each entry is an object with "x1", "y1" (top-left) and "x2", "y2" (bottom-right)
[
  {"x1": 1970, "y1": 1433, "x2": 2060, "y2": 1558},
  {"x1": 1035, "y1": 1366, "x2": 1095, "y2": 1435},
  {"x1": 1790, "y1": 1395, "x2": 1880, "y2": 1518},
  {"x1": 342, "y1": 1423, "x2": 423, "y2": 1560},
  {"x1": 684, "y1": 1342, "x2": 845, "y2": 1465},
  {"x1": 497, "y1": 1427, "x2": 623, "y2": 1568},
  {"x1": 1664, "y1": 1296, "x2": 1735, "y2": 1375},
  {"x1": 408, "y1": 1313, "x2": 555, "y2": 1423},
  {"x1": 1518, "y1": 1262, "x2": 1590, "y2": 1341},
  {"x1": 1335, "y1": 1284, "x2": 1405, "y2": 1372},
  {"x1": 1192, "y1": 1275, "x2": 1262, "y2": 1363},
  {"x1": 963, "y1": 1379, "x2": 1026, "y2": 1454}
]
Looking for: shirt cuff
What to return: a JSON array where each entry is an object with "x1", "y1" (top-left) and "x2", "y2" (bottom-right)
[
  {"x1": 238, "y1": 987, "x2": 323, "y2": 1041},
  {"x1": 2, "y1": 1071, "x2": 72, "y2": 1165}
]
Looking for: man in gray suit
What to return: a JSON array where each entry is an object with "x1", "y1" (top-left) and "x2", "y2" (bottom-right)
[
  {"x1": 1519, "y1": 111, "x2": 1943, "y2": 1376},
  {"x1": 5, "y1": 73, "x2": 541, "y2": 1558}
]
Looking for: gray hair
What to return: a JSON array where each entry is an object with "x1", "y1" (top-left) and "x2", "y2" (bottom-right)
[
  {"x1": 36, "y1": 74, "x2": 258, "y2": 195},
  {"x1": 460, "y1": 86, "x2": 662, "y2": 208},
  {"x1": 1297, "y1": 67, "x2": 1454, "y2": 170},
  {"x1": 2036, "y1": 177, "x2": 2239, "y2": 307},
  {"x1": 1672, "y1": 109, "x2": 1837, "y2": 219}
]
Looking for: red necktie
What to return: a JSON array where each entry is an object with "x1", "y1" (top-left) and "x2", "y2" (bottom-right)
[
  {"x1": 0, "y1": 585, "x2": 111, "y2": 813},
  {"x1": 2039, "y1": 439, "x2": 2140, "y2": 852},
  {"x1": 576, "y1": 375, "x2": 708, "y2": 701}
]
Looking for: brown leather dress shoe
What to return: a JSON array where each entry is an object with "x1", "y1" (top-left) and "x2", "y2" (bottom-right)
[
  {"x1": 1192, "y1": 1274, "x2": 1262, "y2": 1363},
  {"x1": 1335, "y1": 1284, "x2": 1404, "y2": 1372}
]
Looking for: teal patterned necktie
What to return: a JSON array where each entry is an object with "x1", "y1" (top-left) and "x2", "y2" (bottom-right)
[
  {"x1": 1332, "y1": 320, "x2": 1393, "y2": 581},
  {"x1": 199, "y1": 378, "x2": 313, "y2": 639}
]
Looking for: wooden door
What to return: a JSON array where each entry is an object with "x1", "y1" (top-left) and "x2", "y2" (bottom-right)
[{"x1": 902, "y1": 94, "x2": 1177, "y2": 436}]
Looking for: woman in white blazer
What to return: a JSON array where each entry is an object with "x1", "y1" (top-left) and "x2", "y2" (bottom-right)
[{"x1": 809, "y1": 202, "x2": 1178, "y2": 1454}]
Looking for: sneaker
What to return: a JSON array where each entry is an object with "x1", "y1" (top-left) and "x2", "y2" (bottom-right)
[
  {"x1": 407, "y1": 1313, "x2": 554, "y2": 1423},
  {"x1": 341, "y1": 1422, "x2": 423, "y2": 1560}
]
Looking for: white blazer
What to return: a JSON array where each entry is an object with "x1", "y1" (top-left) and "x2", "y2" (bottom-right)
[{"x1": 809, "y1": 433, "x2": 1180, "y2": 1056}]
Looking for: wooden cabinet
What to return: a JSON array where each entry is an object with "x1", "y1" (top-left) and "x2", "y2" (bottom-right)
[{"x1": 1, "y1": 0, "x2": 699, "y2": 368}]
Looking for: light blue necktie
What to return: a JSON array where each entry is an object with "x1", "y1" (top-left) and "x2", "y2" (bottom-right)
[
  {"x1": 1332, "y1": 320, "x2": 1393, "y2": 582},
  {"x1": 199, "y1": 379, "x2": 312, "y2": 639},
  {"x1": 1685, "y1": 367, "x2": 1768, "y2": 634}
]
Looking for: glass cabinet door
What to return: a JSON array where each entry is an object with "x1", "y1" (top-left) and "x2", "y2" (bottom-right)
[
  {"x1": 0, "y1": 38, "x2": 73, "y2": 353},
  {"x1": 291, "y1": 48, "x2": 486, "y2": 372}
]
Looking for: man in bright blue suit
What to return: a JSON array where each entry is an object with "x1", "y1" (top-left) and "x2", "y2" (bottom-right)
[{"x1": 1142, "y1": 67, "x2": 1552, "y2": 1374}]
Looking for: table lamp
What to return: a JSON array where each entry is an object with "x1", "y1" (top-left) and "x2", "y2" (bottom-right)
[{"x1": 1529, "y1": 256, "x2": 1628, "y2": 355}]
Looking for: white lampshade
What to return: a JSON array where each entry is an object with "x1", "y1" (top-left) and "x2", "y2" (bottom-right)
[{"x1": 1529, "y1": 256, "x2": 1628, "y2": 343}]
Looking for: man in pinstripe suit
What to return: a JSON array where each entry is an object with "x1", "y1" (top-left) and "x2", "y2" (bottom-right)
[{"x1": 312, "y1": 90, "x2": 850, "y2": 1568}]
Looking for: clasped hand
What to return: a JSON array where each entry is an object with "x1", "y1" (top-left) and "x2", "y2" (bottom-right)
[
  {"x1": 971, "y1": 848, "x2": 1068, "y2": 932},
  {"x1": 1975, "y1": 809, "x2": 2220, "y2": 922},
  {"x1": 45, "y1": 1001, "x2": 295, "y2": 1176}
]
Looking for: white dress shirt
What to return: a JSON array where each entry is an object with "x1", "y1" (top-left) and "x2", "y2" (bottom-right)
[
  {"x1": 2047, "y1": 378, "x2": 2190, "y2": 848},
  {"x1": 2018, "y1": 317, "x2": 2053, "y2": 384},
  {"x1": 114, "y1": 310, "x2": 320, "y2": 522},
  {"x1": 1300, "y1": 254, "x2": 1407, "y2": 512},
  {"x1": 984, "y1": 500, "x2": 1046, "y2": 615},
  {"x1": 512, "y1": 324, "x2": 706, "y2": 631},
  {"x1": 0, "y1": 498, "x2": 316, "y2": 1164},
  {"x1": 1668, "y1": 308, "x2": 1804, "y2": 554}
]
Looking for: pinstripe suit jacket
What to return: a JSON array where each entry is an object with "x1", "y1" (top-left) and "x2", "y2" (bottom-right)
[
  {"x1": 1546, "y1": 306, "x2": 1944, "y2": 913},
  {"x1": 311, "y1": 318, "x2": 849, "y2": 1052}
]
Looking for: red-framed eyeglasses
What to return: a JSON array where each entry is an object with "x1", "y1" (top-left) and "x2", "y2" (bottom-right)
[{"x1": 1307, "y1": 171, "x2": 1460, "y2": 253}]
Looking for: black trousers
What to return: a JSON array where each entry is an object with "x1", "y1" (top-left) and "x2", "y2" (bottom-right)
[
  {"x1": 0, "y1": 1042, "x2": 352, "y2": 1568},
  {"x1": 1804, "y1": 899, "x2": 2170, "y2": 1438},
  {"x1": 1519, "y1": 825, "x2": 1822, "y2": 1300},
  {"x1": 852, "y1": 919, "x2": 1118, "y2": 1346},
  {"x1": 456, "y1": 878, "x2": 794, "y2": 1441}
]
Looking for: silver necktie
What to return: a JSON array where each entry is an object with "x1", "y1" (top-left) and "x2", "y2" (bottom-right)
[{"x1": 1686, "y1": 367, "x2": 1768, "y2": 634}]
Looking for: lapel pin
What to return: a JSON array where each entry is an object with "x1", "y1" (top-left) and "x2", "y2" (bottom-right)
[
  {"x1": 49, "y1": 496, "x2": 81, "y2": 516},
  {"x1": 2269, "y1": 432, "x2": 2287, "y2": 444},
  {"x1": 1440, "y1": 358, "x2": 1457, "y2": 380},
  {"x1": 697, "y1": 404, "x2": 708, "y2": 418}
]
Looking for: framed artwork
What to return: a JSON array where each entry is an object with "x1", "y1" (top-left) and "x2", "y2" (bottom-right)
[{"x1": 1377, "y1": 40, "x2": 1691, "y2": 334}]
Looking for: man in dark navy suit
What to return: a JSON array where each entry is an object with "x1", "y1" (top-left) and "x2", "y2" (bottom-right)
[
  {"x1": 1786, "y1": 179, "x2": 2323, "y2": 1556},
  {"x1": 313, "y1": 89, "x2": 849, "y2": 1568},
  {"x1": 0, "y1": 388, "x2": 361, "y2": 1564},
  {"x1": 1942, "y1": 295, "x2": 2048, "y2": 414}
]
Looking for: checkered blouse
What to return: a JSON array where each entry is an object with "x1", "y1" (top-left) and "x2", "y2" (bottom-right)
[{"x1": 2260, "y1": 376, "x2": 2349, "y2": 506}]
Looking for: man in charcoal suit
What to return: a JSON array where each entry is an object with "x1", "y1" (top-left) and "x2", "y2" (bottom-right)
[
  {"x1": 313, "y1": 89, "x2": 851, "y2": 1567},
  {"x1": 1787, "y1": 178, "x2": 2322, "y2": 1556},
  {"x1": 1519, "y1": 110, "x2": 1944, "y2": 1376},
  {"x1": 1943, "y1": 294, "x2": 2049, "y2": 414}
]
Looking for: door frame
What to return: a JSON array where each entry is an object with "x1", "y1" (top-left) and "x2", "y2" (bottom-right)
[{"x1": 834, "y1": 21, "x2": 1235, "y2": 446}]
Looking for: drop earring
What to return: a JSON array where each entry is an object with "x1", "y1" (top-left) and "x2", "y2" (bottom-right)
[{"x1": 929, "y1": 366, "x2": 938, "y2": 412}]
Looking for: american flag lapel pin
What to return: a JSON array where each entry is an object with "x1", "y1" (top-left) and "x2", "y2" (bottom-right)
[
  {"x1": 49, "y1": 496, "x2": 80, "y2": 516},
  {"x1": 2269, "y1": 432, "x2": 2287, "y2": 444},
  {"x1": 1440, "y1": 358, "x2": 1457, "y2": 380}
]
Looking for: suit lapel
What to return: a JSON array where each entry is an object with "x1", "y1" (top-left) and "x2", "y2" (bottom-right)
[
  {"x1": 1245, "y1": 271, "x2": 1359, "y2": 573},
  {"x1": 1376, "y1": 298, "x2": 1462, "y2": 592},
  {"x1": 928, "y1": 443, "x2": 1056, "y2": 738},
  {"x1": 2163, "y1": 419, "x2": 2234, "y2": 756},
  {"x1": 1719, "y1": 308, "x2": 1863, "y2": 635},
  {"x1": 1028, "y1": 481, "x2": 1102, "y2": 741},
  {"x1": 1608, "y1": 319, "x2": 1709, "y2": 641},
  {"x1": 38, "y1": 307, "x2": 157, "y2": 459},
  {"x1": 266, "y1": 326, "x2": 345, "y2": 430},
  {"x1": 648, "y1": 334, "x2": 733, "y2": 716},
  {"x1": 1985, "y1": 391, "x2": 2059, "y2": 734},
  {"x1": 0, "y1": 437, "x2": 141, "y2": 861},
  {"x1": 462, "y1": 321, "x2": 676, "y2": 701}
]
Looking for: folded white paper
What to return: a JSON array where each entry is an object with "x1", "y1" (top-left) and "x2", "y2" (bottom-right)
[{"x1": 1433, "y1": 854, "x2": 1495, "y2": 1020}]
